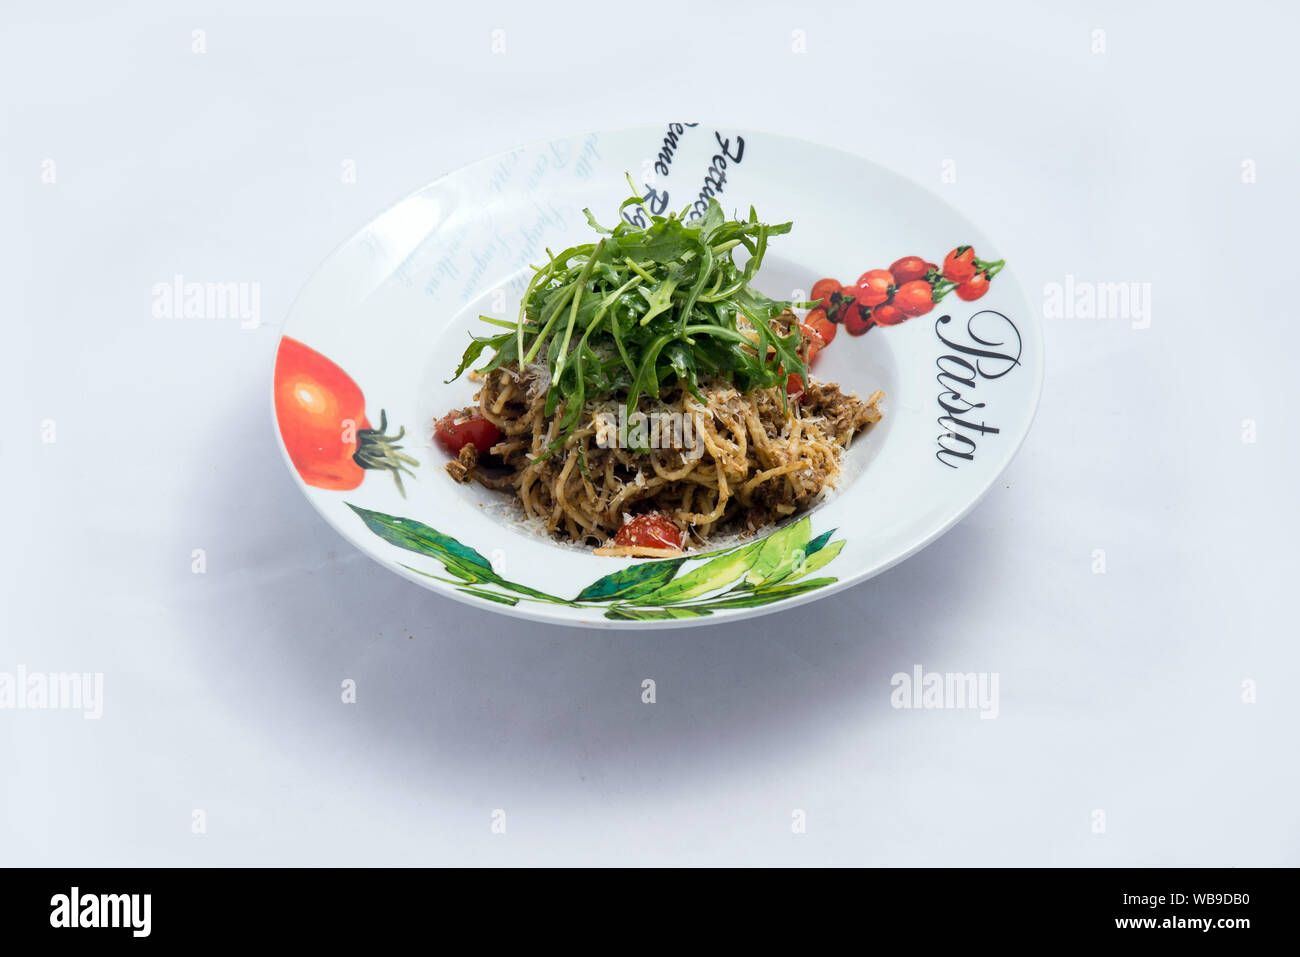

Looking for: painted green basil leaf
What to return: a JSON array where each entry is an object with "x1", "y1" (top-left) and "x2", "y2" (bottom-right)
[
  {"x1": 574, "y1": 558, "x2": 686, "y2": 602},
  {"x1": 632, "y1": 538, "x2": 765, "y2": 605},
  {"x1": 350, "y1": 504, "x2": 493, "y2": 570},
  {"x1": 400, "y1": 563, "x2": 473, "y2": 586},
  {"x1": 685, "y1": 540, "x2": 752, "y2": 561},
  {"x1": 743, "y1": 516, "x2": 813, "y2": 587},
  {"x1": 456, "y1": 586, "x2": 519, "y2": 606},
  {"x1": 804, "y1": 529, "x2": 836, "y2": 559},
  {"x1": 694, "y1": 577, "x2": 838, "y2": 610},
  {"x1": 766, "y1": 537, "x2": 845, "y2": 587},
  {"x1": 349, "y1": 504, "x2": 564, "y2": 602},
  {"x1": 786, "y1": 540, "x2": 845, "y2": 581}
]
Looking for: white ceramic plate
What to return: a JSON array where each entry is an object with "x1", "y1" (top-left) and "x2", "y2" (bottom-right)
[{"x1": 272, "y1": 125, "x2": 1042, "y2": 628}]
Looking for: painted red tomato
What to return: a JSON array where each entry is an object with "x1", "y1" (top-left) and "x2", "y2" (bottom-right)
[
  {"x1": 274, "y1": 336, "x2": 416, "y2": 492},
  {"x1": 615, "y1": 513, "x2": 683, "y2": 551},
  {"x1": 942, "y1": 246, "x2": 976, "y2": 283},
  {"x1": 888, "y1": 256, "x2": 934, "y2": 285},
  {"x1": 871, "y1": 302, "x2": 907, "y2": 326},
  {"x1": 843, "y1": 305, "x2": 874, "y2": 336},
  {"x1": 894, "y1": 280, "x2": 935, "y2": 317},
  {"x1": 855, "y1": 269, "x2": 895, "y2": 307},
  {"x1": 810, "y1": 277, "x2": 842, "y2": 310},
  {"x1": 955, "y1": 271, "x2": 990, "y2": 301}
]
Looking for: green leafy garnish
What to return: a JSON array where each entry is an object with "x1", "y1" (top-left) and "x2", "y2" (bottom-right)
[{"x1": 451, "y1": 181, "x2": 810, "y2": 444}]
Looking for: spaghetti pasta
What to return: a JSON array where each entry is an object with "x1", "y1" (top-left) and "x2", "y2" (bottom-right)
[{"x1": 452, "y1": 355, "x2": 882, "y2": 549}]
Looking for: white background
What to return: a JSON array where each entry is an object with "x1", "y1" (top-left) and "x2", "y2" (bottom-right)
[{"x1": 2, "y1": 1, "x2": 1297, "y2": 866}]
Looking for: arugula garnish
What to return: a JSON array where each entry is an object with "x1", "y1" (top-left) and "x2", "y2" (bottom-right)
[{"x1": 451, "y1": 181, "x2": 810, "y2": 446}]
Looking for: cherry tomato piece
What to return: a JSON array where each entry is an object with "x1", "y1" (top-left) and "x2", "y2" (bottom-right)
[
  {"x1": 434, "y1": 410, "x2": 502, "y2": 457},
  {"x1": 614, "y1": 513, "x2": 683, "y2": 551},
  {"x1": 798, "y1": 318, "x2": 827, "y2": 361},
  {"x1": 786, "y1": 373, "x2": 805, "y2": 401},
  {"x1": 807, "y1": 308, "x2": 837, "y2": 349}
]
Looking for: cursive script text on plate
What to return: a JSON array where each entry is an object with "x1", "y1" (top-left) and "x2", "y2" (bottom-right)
[{"x1": 934, "y1": 310, "x2": 1022, "y2": 468}]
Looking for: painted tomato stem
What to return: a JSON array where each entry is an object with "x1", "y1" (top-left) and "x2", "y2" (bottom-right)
[
  {"x1": 353, "y1": 409, "x2": 419, "y2": 496},
  {"x1": 931, "y1": 278, "x2": 960, "y2": 301}
]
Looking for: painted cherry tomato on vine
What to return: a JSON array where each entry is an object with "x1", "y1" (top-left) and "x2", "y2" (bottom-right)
[
  {"x1": 815, "y1": 291, "x2": 839, "y2": 324},
  {"x1": 274, "y1": 336, "x2": 416, "y2": 493},
  {"x1": 810, "y1": 277, "x2": 842, "y2": 309},
  {"x1": 894, "y1": 280, "x2": 935, "y2": 317},
  {"x1": 871, "y1": 302, "x2": 907, "y2": 326},
  {"x1": 955, "y1": 270, "x2": 990, "y2": 301},
  {"x1": 855, "y1": 269, "x2": 895, "y2": 307},
  {"x1": 942, "y1": 246, "x2": 976, "y2": 283},
  {"x1": 434, "y1": 410, "x2": 502, "y2": 456},
  {"x1": 806, "y1": 308, "x2": 836, "y2": 349},
  {"x1": 889, "y1": 256, "x2": 934, "y2": 285},
  {"x1": 843, "y1": 305, "x2": 874, "y2": 336},
  {"x1": 615, "y1": 512, "x2": 683, "y2": 551}
]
